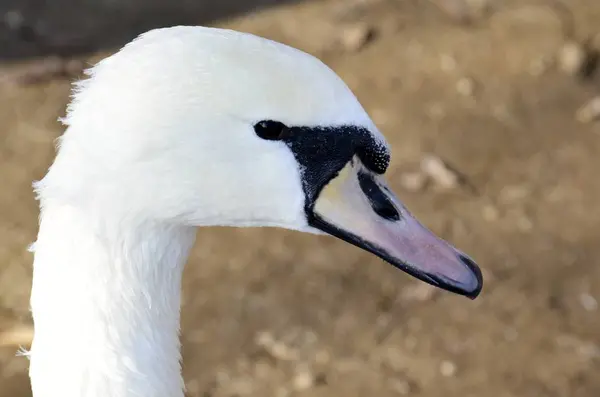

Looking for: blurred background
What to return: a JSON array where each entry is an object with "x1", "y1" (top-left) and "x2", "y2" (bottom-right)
[{"x1": 1, "y1": 0, "x2": 599, "y2": 396}]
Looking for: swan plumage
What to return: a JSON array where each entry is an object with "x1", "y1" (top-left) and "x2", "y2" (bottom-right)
[{"x1": 28, "y1": 26, "x2": 482, "y2": 397}]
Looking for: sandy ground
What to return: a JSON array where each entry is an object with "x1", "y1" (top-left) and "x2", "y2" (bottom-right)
[{"x1": 1, "y1": 0, "x2": 600, "y2": 396}]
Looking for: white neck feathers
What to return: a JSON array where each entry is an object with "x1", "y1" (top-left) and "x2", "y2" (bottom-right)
[{"x1": 29, "y1": 203, "x2": 196, "y2": 397}]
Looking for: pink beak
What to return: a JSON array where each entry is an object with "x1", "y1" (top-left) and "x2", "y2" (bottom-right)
[{"x1": 308, "y1": 163, "x2": 483, "y2": 299}]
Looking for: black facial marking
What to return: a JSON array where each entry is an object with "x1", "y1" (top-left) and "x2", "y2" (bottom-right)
[
  {"x1": 357, "y1": 171, "x2": 400, "y2": 221},
  {"x1": 258, "y1": 124, "x2": 389, "y2": 207},
  {"x1": 356, "y1": 145, "x2": 390, "y2": 175}
]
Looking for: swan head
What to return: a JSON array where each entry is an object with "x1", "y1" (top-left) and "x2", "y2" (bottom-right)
[{"x1": 41, "y1": 26, "x2": 482, "y2": 298}]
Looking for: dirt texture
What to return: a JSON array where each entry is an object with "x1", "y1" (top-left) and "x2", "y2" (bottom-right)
[{"x1": 1, "y1": 1, "x2": 600, "y2": 396}]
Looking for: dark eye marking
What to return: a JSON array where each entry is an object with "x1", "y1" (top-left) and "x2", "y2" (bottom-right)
[
  {"x1": 357, "y1": 171, "x2": 400, "y2": 221},
  {"x1": 254, "y1": 120, "x2": 289, "y2": 140},
  {"x1": 252, "y1": 121, "x2": 390, "y2": 208}
]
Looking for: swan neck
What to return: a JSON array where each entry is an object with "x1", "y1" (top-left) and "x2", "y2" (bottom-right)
[{"x1": 28, "y1": 204, "x2": 196, "y2": 397}]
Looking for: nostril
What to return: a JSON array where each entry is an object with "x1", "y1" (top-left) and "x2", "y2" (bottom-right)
[
  {"x1": 357, "y1": 171, "x2": 400, "y2": 221},
  {"x1": 372, "y1": 199, "x2": 400, "y2": 221}
]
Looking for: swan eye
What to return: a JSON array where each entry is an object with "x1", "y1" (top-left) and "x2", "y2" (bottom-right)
[{"x1": 254, "y1": 120, "x2": 288, "y2": 141}]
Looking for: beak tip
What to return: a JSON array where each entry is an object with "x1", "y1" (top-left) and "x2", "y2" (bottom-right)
[
  {"x1": 465, "y1": 284, "x2": 482, "y2": 300},
  {"x1": 457, "y1": 254, "x2": 483, "y2": 300}
]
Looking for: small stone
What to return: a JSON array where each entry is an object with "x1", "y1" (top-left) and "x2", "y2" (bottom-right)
[
  {"x1": 186, "y1": 379, "x2": 201, "y2": 395},
  {"x1": 389, "y1": 378, "x2": 412, "y2": 395},
  {"x1": 440, "y1": 360, "x2": 457, "y2": 377},
  {"x1": 293, "y1": 369, "x2": 315, "y2": 391},
  {"x1": 579, "y1": 293, "x2": 598, "y2": 311},
  {"x1": 255, "y1": 331, "x2": 275, "y2": 347},
  {"x1": 499, "y1": 185, "x2": 530, "y2": 203},
  {"x1": 556, "y1": 334, "x2": 600, "y2": 360},
  {"x1": 376, "y1": 313, "x2": 392, "y2": 329},
  {"x1": 314, "y1": 349, "x2": 331, "y2": 365},
  {"x1": 440, "y1": 54, "x2": 457, "y2": 72},
  {"x1": 492, "y1": 104, "x2": 517, "y2": 125},
  {"x1": 456, "y1": 77, "x2": 476, "y2": 97},
  {"x1": 399, "y1": 171, "x2": 427, "y2": 192},
  {"x1": 427, "y1": 102, "x2": 446, "y2": 119},
  {"x1": 516, "y1": 215, "x2": 533, "y2": 232},
  {"x1": 558, "y1": 41, "x2": 587, "y2": 76},
  {"x1": 420, "y1": 154, "x2": 459, "y2": 189},
  {"x1": 255, "y1": 331, "x2": 299, "y2": 360},
  {"x1": 339, "y1": 23, "x2": 374, "y2": 52},
  {"x1": 481, "y1": 204, "x2": 499, "y2": 221},
  {"x1": 576, "y1": 97, "x2": 600, "y2": 123},
  {"x1": 271, "y1": 341, "x2": 299, "y2": 361},
  {"x1": 578, "y1": 343, "x2": 600, "y2": 360}
]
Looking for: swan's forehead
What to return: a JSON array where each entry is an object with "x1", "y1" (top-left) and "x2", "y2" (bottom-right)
[
  {"x1": 209, "y1": 45, "x2": 368, "y2": 127},
  {"x1": 142, "y1": 27, "x2": 376, "y2": 128},
  {"x1": 217, "y1": 59, "x2": 364, "y2": 126}
]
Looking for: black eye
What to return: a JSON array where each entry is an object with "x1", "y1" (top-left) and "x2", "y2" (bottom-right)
[{"x1": 254, "y1": 120, "x2": 288, "y2": 141}]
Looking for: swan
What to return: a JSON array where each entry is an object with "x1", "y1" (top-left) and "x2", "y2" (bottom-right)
[{"x1": 27, "y1": 26, "x2": 483, "y2": 397}]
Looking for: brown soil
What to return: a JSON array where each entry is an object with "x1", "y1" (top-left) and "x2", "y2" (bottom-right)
[{"x1": 1, "y1": 0, "x2": 600, "y2": 396}]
